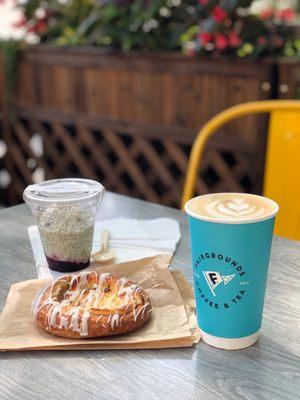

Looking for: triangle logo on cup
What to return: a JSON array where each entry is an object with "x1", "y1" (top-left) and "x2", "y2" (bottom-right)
[{"x1": 203, "y1": 271, "x2": 235, "y2": 297}]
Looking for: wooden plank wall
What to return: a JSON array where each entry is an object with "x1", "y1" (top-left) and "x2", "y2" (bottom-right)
[{"x1": 1, "y1": 47, "x2": 298, "y2": 206}]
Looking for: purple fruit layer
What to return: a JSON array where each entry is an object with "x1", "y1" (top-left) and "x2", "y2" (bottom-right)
[{"x1": 46, "y1": 255, "x2": 90, "y2": 273}]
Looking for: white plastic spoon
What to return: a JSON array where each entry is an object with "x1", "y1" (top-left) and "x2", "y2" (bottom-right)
[{"x1": 91, "y1": 229, "x2": 115, "y2": 263}]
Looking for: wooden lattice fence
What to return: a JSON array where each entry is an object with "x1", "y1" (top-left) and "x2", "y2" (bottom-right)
[
  {"x1": 0, "y1": 48, "x2": 299, "y2": 207},
  {"x1": 4, "y1": 112, "x2": 257, "y2": 207}
]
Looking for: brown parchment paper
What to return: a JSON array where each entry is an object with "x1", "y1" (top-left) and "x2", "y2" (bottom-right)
[
  {"x1": 0, "y1": 254, "x2": 201, "y2": 351},
  {"x1": 172, "y1": 270, "x2": 201, "y2": 344}
]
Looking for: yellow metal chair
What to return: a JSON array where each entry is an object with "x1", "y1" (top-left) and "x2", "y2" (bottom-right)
[{"x1": 182, "y1": 100, "x2": 300, "y2": 241}]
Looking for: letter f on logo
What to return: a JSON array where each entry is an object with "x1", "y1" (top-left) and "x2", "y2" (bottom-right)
[
  {"x1": 203, "y1": 271, "x2": 235, "y2": 296},
  {"x1": 203, "y1": 271, "x2": 223, "y2": 296}
]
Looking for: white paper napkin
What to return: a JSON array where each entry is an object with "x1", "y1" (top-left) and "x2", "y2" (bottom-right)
[{"x1": 28, "y1": 218, "x2": 181, "y2": 279}]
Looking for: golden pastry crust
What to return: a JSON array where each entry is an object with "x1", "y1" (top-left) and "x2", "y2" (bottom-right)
[{"x1": 32, "y1": 271, "x2": 152, "y2": 339}]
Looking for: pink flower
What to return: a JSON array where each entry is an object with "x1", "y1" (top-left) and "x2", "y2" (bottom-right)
[
  {"x1": 199, "y1": 32, "x2": 212, "y2": 45},
  {"x1": 228, "y1": 31, "x2": 241, "y2": 48},
  {"x1": 212, "y1": 6, "x2": 227, "y2": 23},
  {"x1": 276, "y1": 8, "x2": 296, "y2": 21},
  {"x1": 215, "y1": 34, "x2": 229, "y2": 51},
  {"x1": 186, "y1": 47, "x2": 196, "y2": 57}
]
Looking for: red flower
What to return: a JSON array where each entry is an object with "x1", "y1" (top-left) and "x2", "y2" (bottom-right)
[
  {"x1": 272, "y1": 36, "x2": 284, "y2": 47},
  {"x1": 198, "y1": 0, "x2": 209, "y2": 5},
  {"x1": 12, "y1": 16, "x2": 27, "y2": 29},
  {"x1": 199, "y1": 32, "x2": 212, "y2": 45},
  {"x1": 224, "y1": 18, "x2": 232, "y2": 28},
  {"x1": 28, "y1": 20, "x2": 47, "y2": 33},
  {"x1": 228, "y1": 31, "x2": 241, "y2": 48},
  {"x1": 276, "y1": 8, "x2": 296, "y2": 22},
  {"x1": 36, "y1": 20, "x2": 47, "y2": 33},
  {"x1": 260, "y1": 8, "x2": 273, "y2": 20},
  {"x1": 212, "y1": 6, "x2": 227, "y2": 23},
  {"x1": 215, "y1": 34, "x2": 229, "y2": 51},
  {"x1": 258, "y1": 37, "x2": 267, "y2": 46},
  {"x1": 27, "y1": 25, "x2": 35, "y2": 33}
]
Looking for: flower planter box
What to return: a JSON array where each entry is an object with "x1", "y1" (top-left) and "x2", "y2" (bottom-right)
[{"x1": 0, "y1": 46, "x2": 299, "y2": 206}]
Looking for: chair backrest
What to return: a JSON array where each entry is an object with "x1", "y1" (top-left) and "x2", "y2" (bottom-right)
[
  {"x1": 182, "y1": 100, "x2": 300, "y2": 240},
  {"x1": 264, "y1": 107, "x2": 300, "y2": 240}
]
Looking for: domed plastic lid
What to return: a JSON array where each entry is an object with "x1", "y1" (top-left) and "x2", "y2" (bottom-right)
[{"x1": 23, "y1": 178, "x2": 104, "y2": 206}]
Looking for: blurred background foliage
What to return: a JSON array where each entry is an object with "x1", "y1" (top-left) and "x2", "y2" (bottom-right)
[{"x1": 8, "y1": 0, "x2": 299, "y2": 58}]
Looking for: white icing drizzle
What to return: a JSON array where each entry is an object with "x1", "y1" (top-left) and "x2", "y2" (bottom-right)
[
  {"x1": 49, "y1": 303, "x2": 62, "y2": 327},
  {"x1": 134, "y1": 302, "x2": 150, "y2": 322},
  {"x1": 99, "y1": 272, "x2": 111, "y2": 284},
  {"x1": 59, "y1": 315, "x2": 69, "y2": 329},
  {"x1": 118, "y1": 283, "x2": 138, "y2": 303},
  {"x1": 141, "y1": 303, "x2": 150, "y2": 319},
  {"x1": 133, "y1": 304, "x2": 137, "y2": 322},
  {"x1": 118, "y1": 277, "x2": 130, "y2": 285},
  {"x1": 69, "y1": 307, "x2": 81, "y2": 333},
  {"x1": 80, "y1": 310, "x2": 90, "y2": 336},
  {"x1": 110, "y1": 313, "x2": 120, "y2": 331},
  {"x1": 31, "y1": 286, "x2": 49, "y2": 318},
  {"x1": 32, "y1": 271, "x2": 149, "y2": 336}
]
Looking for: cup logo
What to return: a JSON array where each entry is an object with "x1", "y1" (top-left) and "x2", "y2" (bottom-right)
[
  {"x1": 203, "y1": 271, "x2": 235, "y2": 297},
  {"x1": 193, "y1": 252, "x2": 249, "y2": 310}
]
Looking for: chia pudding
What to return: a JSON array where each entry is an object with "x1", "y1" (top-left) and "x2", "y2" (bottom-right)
[
  {"x1": 37, "y1": 206, "x2": 94, "y2": 271},
  {"x1": 24, "y1": 178, "x2": 104, "y2": 272}
]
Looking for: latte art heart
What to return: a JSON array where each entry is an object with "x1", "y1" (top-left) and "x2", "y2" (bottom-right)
[
  {"x1": 186, "y1": 193, "x2": 278, "y2": 223},
  {"x1": 205, "y1": 199, "x2": 266, "y2": 219},
  {"x1": 216, "y1": 202, "x2": 256, "y2": 217},
  {"x1": 227, "y1": 200, "x2": 249, "y2": 213}
]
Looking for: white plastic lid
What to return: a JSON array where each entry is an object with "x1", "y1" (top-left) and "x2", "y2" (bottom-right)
[{"x1": 23, "y1": 178, "x2": 104, "y2": 207}]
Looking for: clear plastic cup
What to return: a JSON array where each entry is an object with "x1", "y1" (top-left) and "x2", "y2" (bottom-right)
[{"x1": 24, "y1": 178, "x2": 105, "y2": 272}]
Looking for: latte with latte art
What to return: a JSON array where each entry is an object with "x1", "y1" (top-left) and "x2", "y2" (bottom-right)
[{"x1": 185, "y1": 193, "x2": 278, "y2": 223}]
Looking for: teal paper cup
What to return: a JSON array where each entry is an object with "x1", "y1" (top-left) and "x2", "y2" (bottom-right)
[{"x1": 185, "y1": 193, "x2": 279, "y2": 350}]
